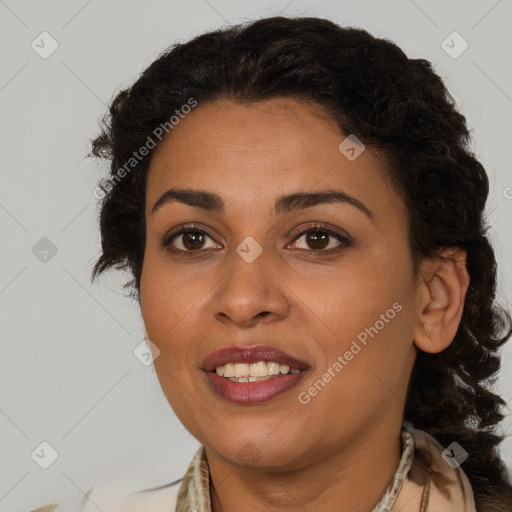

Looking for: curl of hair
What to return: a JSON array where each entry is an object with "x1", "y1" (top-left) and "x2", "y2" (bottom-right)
[{"x1": 90, "y1": 16, "x2": 512, "y2": 509}]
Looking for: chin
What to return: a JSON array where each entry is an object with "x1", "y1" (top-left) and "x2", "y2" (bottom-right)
[{"x1": 206, "y1": 432, "x2": 307, "y2": 469}]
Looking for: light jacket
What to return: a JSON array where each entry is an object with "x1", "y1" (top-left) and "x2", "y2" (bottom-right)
[{"x1": 30, "y1": 423, "x2": 477, "y2": 512}]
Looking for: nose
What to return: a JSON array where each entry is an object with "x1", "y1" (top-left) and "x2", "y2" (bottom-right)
[{"x1": 209, "y1": 248, "x2": 290, "y2": 328}]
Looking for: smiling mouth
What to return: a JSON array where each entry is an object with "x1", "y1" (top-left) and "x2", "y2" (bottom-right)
[
  {"x1": 212, "y1": 361, "x2": 301, "y2": 382},
  {"x1": 201, "y1": 345, "x2": 310, "y2": 404}
]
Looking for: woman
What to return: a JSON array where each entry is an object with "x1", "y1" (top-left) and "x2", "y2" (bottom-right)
[{"x1": 33, "y1": 15, "x2": 512, "y2": 512}]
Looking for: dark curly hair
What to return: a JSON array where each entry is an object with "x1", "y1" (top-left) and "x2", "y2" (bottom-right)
[{"x1": 89, "y1": 15, "x2": 512, "y2": 510}]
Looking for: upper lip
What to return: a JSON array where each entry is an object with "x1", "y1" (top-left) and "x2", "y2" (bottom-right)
[{"x1": 201, "y1": 345, "x2": 310, "y2": 372}]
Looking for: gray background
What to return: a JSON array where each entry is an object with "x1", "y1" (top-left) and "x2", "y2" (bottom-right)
[{"x1": 1, "y1": 0, "x2": 511, "y2": 510}]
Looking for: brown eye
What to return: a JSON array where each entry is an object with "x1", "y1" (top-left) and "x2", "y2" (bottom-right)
[
  {"x1": 180, "y1": 230, "x2": 207, "y2": 250},
  {"x1": 303, "y1": 231, "x2": 330, "y2": 250},
  {"x1": 163, "y1": 227, "x2": 221, "y2": 254},
  {"x1": 288, "y1": 225, "x2": 351, "y2": 255}
]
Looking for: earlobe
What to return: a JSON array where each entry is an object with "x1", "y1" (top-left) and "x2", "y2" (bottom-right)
[{"x1": 413, "y1": 248, "x2": 470, "y2": 354}]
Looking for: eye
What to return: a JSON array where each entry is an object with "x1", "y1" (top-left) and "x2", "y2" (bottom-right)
[
  {"x1": 287, "y1": 224, "x2": 351, "y2": 255},
  {"x1": 162, "y1": 224, "x2": 221, "y2": 255}
]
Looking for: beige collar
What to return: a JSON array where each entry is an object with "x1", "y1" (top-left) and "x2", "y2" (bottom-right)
[{"x1": 394, "y1": 423, "x2": 477, "y2": 511}]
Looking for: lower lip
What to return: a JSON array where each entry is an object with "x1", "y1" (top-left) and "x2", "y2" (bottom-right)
[{"x1": 204, "y1": 371, "x2": 307, "y2": 404}]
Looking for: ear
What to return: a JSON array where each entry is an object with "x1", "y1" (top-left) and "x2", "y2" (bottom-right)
[{"x1": 413, "y1": 247, "x2": 470, "y2": 354}]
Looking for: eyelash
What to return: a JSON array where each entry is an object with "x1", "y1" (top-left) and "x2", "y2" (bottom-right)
[{"x1": 161, "y1": 223, "x2": 352, "y2": 258}]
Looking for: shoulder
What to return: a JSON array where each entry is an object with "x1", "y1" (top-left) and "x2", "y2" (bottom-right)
[
  {"x1": 401, "y1": 423, "x2": 477, "y2": 512},
  {"x1": 29, "y1": 478, "x2": 182, "y2": 512}
]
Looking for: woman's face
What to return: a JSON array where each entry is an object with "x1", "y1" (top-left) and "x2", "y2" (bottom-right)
[{"x1": 140, "y1": 97, "x2": 420, "y2": 469}]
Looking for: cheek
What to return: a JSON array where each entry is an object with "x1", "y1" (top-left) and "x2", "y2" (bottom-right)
[
  {"x1": 307, "y1": 241, "x2": 416, "y2": 383},
  {"x1": 139, "y1": 256, "x2": 204, "y2": 365},
  {"x1": 140, "y1": 262, "x2": 205, "y2": 430},
  {"x1": 312, "y1": 250, "x2": 412, "y2": 337}
]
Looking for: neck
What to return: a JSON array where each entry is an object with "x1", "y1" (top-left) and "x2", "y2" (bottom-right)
[{"x1": 206, "y1": 419, "x2": 403, "y2": 512}]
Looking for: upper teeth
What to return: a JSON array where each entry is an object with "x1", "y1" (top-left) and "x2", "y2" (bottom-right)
[{"x1": 215, "y1": 361, "x2": 299, "y2": 377}]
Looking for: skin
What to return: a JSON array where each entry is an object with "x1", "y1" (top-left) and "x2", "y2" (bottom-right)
[{"x1": 139, "y1": 97, "x2": 469, "y2": 511}]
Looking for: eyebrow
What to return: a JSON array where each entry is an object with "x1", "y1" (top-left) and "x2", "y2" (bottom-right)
[{"x1": 151, "y1": 188, "x2": 373, "y2": 221}]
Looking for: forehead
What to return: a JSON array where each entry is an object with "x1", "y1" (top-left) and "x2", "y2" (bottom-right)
[{"x1": 146, "y1": 97, "x2": 398, "y2": 219}]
